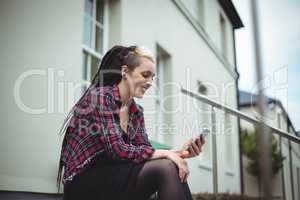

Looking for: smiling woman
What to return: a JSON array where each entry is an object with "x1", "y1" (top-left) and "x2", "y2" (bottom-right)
[{"x1": 57, "y1": 45, "x2": 203, "y2": 200}]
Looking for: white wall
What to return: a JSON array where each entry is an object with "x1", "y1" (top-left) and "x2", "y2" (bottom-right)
[
  {"x1": 0, "y1": 0, "x2": 242, "y2": 194},
  {"x1": 0, "y1": 0, "x2": 84, "y2": 193},
  {"x1": 108, "y1": 0, "x2": 122, "y2": 47}
]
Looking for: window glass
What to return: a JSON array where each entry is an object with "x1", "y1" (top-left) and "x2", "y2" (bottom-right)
[
  {"x1": 96, "y1": 0, "x2": 104, "y2": 24},
  {"x1": 84, "y1": 0, "x2": 93, "y2": 17},
  {"x1": 83, "y1": 15, "x2": 93, "y2": 47},
  {"x1": 95, "y1": 25, "x2": 104, "y2": 53}
]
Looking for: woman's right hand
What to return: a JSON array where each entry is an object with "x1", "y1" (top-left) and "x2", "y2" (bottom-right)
[{"x1": 166, "y1": 151, "x2": 190, "y2": 183}]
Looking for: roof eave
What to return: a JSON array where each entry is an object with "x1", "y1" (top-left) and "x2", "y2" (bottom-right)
[{"x1": 218, "y1": 0, "x2": 244, "y2": 29}]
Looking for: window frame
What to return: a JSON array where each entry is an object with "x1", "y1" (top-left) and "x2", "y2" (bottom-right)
[
  {"x1": 224, "y1": 111, "x2": 234, "y2": 169},
  {"x1": 219, "y1": 12, "x2": 228, "y2": 60},
  {"x1": 180, "y1": 0, "x2": 205, "y2": 29},
  {"x1": 196, "y1": 81, "x2": 212, "y2": 164},
  {"x1": 82, "y1": 0, "x2": 109, "y2": 82}
]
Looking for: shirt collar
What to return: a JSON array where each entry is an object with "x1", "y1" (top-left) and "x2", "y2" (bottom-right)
[
  {"x1": 112, "y1": 83, "x2": 121, "y2": 103},
  {"x1": 112, "y1": 84, "x2": 143, "y2": 114}
]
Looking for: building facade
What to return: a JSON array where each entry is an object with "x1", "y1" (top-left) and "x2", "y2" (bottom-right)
[
  {"x1": 239, "y1": 91, "x2": 300, "y2": 200},
  {"x1": 0, "y1": 0, "x2": 243, "y2": 194}
]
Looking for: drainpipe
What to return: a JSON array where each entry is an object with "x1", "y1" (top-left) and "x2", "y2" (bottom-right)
[
  {"x1": 278, "y1": 113, "x2": 286, "y2": 200},
  {"x1": 280, "y1": 136, "x2": 286, "y2": 200},
  {"x1": 232, "y1": 26, "x2": 244, "y2": 195},
  {"x1": 288, "y1": 124, "x2": 295, "y2": 200}
]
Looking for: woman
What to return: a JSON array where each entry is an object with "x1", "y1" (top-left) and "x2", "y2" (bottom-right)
[{"x1": 57, "y1": 45, "x2": 205, "y2": 200}]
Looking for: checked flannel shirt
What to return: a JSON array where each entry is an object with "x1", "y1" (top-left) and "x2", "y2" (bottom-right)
[{"x1": 59, "y1": 84, "x2": 154, "y2": 184}]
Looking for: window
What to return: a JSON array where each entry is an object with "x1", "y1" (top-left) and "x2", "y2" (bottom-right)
[
  {"x1": 83, "y1": 0, "x2": 105, "y2": 53},
  {"x1": 277, "y1": 113, "x2": 282, "y2": 129},
  {"x1": 220, "y1": 13, "x2": 227, "y2": 59},
  {"x1": 82, "y1": 0, "x2": 106, "y2": 81},
  {"x1": 181, "y1": 0, "x2": 205, "y2": 27},
  {"x1": 276, "y1": 112, "x2": 283, "y2": 142},
  {"x1": 224, "y1": 112, "x2": 233, "y2": 168},
  {"x1": 155, "y1": 45, "x2": 172, "y2": 146},
  {"x1": 197, "y1": 0, "x2": 204, "y2": 26}
]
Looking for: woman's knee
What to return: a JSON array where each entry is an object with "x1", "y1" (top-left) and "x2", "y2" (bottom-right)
[{"x1": 153, "y1": 158, "x2": 178, "y2": 177}]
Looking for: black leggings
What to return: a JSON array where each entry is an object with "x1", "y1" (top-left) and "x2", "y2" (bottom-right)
[
  {"x1": 127, "y1": 158, "x2": 193, "y2": 200},
  {"x1": 64, "y1": 158, "x2": 193, "y2": 200}
]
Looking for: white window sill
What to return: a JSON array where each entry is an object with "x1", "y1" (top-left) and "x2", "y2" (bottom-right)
[
  {"x1": 225, "y1": 169, "x2": 235, "y2": 177},
  {"x1": 198, "y1": 162, "x2": 212, "y2": 172}
]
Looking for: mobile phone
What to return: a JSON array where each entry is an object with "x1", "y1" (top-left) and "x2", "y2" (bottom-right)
[
  {"x1": 193, "y1": 128, "x2": 210, "y2": 146},
  {"x1": 199, "y1": 128, "x2": 210, "y2": 138}
]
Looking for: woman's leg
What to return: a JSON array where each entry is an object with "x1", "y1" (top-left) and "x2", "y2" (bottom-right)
[
  {"x1": 128, "y1": 158, "x2": 193, "y2": 200},
  {"x1": 63, "y1": 161, "x2": 129, "y2": 200}
]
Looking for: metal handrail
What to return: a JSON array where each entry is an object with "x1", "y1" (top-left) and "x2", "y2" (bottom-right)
[
  {"x1": 181, "y1": 86, "x2": 299, "y2": 198},
  {"x1": 181, "y1": 87, "x2": 300, "y2": 144}
]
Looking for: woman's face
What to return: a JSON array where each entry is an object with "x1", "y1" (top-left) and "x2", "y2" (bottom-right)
[{"x1": 126, "y1": 57, "x2": 155, "y2": 98}]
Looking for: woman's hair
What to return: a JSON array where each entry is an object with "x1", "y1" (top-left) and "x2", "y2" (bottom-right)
[
  {"x1": 92, "y1": 45, "x2": 154, "y2": 86},
  {"x1": 56, "y1": 45, "x2": 154, "y2": 191}
]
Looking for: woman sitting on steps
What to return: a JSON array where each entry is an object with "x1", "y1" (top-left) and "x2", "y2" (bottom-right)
[{"x1": 57, "y1": 45, "x2": 205, "y2": 200}]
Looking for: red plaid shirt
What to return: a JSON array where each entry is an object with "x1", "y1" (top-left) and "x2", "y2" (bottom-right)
[{"x1": 59, "y1": 84, "x2": 154, "y2": 184}]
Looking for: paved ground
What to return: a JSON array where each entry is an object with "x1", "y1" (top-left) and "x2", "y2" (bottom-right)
[
  {"x1": 0, "y1": 191, "x2": 63, "y2": 200},
  {"x1": 0, "y1": 191, "x2": 159, "y2": 200}
]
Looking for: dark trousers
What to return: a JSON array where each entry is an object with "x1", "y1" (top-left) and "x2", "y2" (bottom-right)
[{"x1": 63, "y1": 158, "x2": 193, "y2": 200}]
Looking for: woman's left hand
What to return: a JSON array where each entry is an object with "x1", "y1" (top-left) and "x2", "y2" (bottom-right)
[{"x1": 175, "y1": 135, "x2": 206, "y2": 159}]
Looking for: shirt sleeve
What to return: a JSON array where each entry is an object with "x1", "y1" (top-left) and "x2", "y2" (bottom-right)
[{"x1": 96, "y1": 95, "x2": 154, "y2": 163}]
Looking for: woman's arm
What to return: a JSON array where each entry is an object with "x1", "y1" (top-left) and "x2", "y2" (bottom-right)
[
  {"x1": 149, "y1": 149, "x2": 170, "y2": 160},
  {"x1": 147, "y1": 136, "x2": 205, "y2": 160},
  {"x1": 149, "y1": 149, "x2": 187, "y2": 160}
]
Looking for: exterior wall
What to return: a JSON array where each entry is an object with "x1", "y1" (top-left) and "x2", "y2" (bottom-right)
[
  {"x1": 108, "y1": 0, "x2": 122, "y2": 47},
  {"x1": 0, "y1": 0, "x2": 241, "y2": 195},
  {"x1": 0, "y1": 0, "x2": 84, "y2": 193}
]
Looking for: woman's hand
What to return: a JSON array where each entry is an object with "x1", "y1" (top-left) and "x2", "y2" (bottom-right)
[
  {"x1": 175, "y1": 135, "x2": 206, "y2": 159},
  {"x1": 166, "y1": 151, "x2": 190, "y2": 183}
]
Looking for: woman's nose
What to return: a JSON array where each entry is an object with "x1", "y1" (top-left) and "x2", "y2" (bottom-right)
[{"x1": 145, "y1": 81, "x2": 152, "y2": 88}]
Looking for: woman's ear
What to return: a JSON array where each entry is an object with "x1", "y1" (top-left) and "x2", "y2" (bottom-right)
[
  {"x1": 121, "y1": 65, "x2": 129, "y2": 74},
  {"x1": 121, "y1": 65, "x2": 129, "y2": 79}
]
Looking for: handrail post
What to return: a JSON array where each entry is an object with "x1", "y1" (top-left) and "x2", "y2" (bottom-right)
[
  {"x1": 211, "y1": 106, "x2": 218, "y2": 195},
  {"x1": 250, "y1": 0, "x2": 272, "y2": 199}
]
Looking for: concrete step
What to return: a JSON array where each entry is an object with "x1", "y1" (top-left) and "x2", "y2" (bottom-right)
[
  {"x1": 0, "y1": 191, "x2": 158, "y2": 200},
  {"x1": 0, "y1": 191, "x2": 63, "y2": 200}
]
